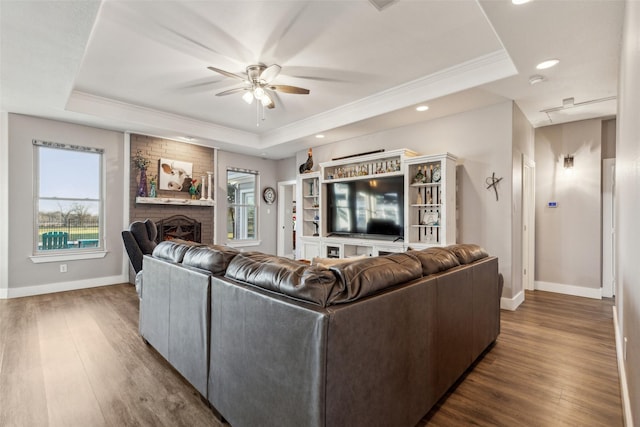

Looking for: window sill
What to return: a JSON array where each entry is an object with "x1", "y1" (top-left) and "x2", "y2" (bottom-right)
[
  {"x1": 29, "y1": 251, "x2": 107, "y2": 264},
  {"x1": 226, "y1": 240, "x2": 262, "y2": 248}
]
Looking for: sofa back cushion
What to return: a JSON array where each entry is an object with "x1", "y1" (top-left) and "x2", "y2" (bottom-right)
[
  {"x1": 329, "y1": 252, "x2": 422, "y2": 304},
  {"x1": 152, "y1": 240, "x2": 193, "y2": 263},
  {"x1": 446, "y1": 244, "x2": 488, "y2": 265},
  {"x1": 182, "y1": 245, "x2": 239, "y2": 275},
  {"x1": 225, "y1": 253, "x2": 338, "y2": 307},
  {"x1": 409, "y1": 247, "x2": 460, "y2": 276}
]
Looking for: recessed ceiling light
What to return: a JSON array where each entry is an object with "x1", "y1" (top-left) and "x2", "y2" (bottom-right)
[
  {"x1": 416, "y1": 105, "x2": 429, "y2": 112},
  {"x1": 536, "y1": 59, "x2": 560, "y2": 70},
  {"x1": 512, "y1": 0, "x2": 531, "y2": 5},
  {"x1": 315, "y1": 134, "x2": 325, "y2": 139}
]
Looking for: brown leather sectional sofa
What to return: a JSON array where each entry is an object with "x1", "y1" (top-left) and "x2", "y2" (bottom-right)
[{"x1": 138, "y1": 241, "x2": 502, "y2": 427}]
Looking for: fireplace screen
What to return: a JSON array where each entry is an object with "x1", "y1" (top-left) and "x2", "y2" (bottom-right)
[{"x1": 155, "y1": 215, "x2": 201, "y2": 243}]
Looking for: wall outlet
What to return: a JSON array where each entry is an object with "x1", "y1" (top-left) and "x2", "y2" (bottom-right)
[{"x1": 60, "y1": 264, "x2": 67, "y2": 273}]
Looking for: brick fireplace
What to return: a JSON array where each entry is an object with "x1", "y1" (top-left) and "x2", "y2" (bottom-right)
[{"x1": 128, "y1": 134, "x2": 215, "y2": 244}]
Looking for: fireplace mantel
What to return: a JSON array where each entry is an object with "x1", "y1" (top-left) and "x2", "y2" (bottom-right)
[{"x1": 136, "y1": 197, "x2": 215, "y2": 207}]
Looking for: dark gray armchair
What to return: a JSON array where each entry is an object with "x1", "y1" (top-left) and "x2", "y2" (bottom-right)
[{"x1": 122, "y1": 219, "x2": 158, "y2": 274}]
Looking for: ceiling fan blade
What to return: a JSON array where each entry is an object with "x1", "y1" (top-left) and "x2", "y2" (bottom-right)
[
  {"x1": 207, "y1": 66, "x2": 246, "y2": 81},
  {"x1": 216, "y1": 87, "x2": 249, "y2": 96},
  {"x1": 268, "y1": 84, "x2": 310, "y2": 95},
  {"x1": 260, "y1": 64, "x2": 282, "y2": 84}
]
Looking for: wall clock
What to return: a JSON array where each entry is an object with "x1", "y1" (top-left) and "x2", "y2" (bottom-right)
[{"x1": 263, "y1": 187, "x2": 276, "y2": 204}]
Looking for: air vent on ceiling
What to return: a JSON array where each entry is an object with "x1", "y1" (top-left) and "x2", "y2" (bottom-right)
[{"x1": 369, "y1": 0, "x2": 398, "y2": 11}]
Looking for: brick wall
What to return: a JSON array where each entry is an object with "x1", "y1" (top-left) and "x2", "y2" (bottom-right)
[{"x1": 129, "y1": 134, "x2": 215, "y2": 243}]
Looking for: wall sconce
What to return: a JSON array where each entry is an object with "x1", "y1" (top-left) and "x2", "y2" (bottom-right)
[{"x1": 563, "y1": 155, "x2": 574, "y2": 169}]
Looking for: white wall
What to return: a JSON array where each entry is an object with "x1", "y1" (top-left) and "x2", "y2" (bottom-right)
[
  {"x1": 294, "y1": 101, "x2": 517, "y2": 299},
  {"x1": 6, "y1": 114, "x2": 126, "y2": 297},
  {"x1": 616, "y1": 1, "x2": 640, "y2": 424},
  {"x1": 534, "y1": 120, "x2": 602, "y2": 295},
  {"x1": 215, "y1": 150, "x2": 279, "y2": 254}
]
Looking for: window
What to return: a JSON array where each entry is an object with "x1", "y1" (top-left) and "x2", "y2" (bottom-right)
[
  {"x1": 34, "y1": 140, "x2": 103, "y2": 253},
  {"x1": 227, "y1": 168, "x2": 258, "y2": 241}
]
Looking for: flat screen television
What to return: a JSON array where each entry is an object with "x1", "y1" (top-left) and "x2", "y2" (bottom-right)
[{"x1": 326, "y1": 176, "x2": 404, "y2": 240}]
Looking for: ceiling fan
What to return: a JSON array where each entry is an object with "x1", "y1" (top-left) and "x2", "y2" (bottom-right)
[{"x1": 208, "y1": 64, "x2": 310, "y2": 109}]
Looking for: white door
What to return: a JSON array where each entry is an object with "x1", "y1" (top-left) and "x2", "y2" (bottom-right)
[
  {"x1": 602, "y1": 159, "x2": 615, "y2": 297},
  {"x1": 277, "y1": 180, "x2": 296, "y2": 258},
  {"x1": 522, "y1": 155, "x2": 535, "y2": 292}
]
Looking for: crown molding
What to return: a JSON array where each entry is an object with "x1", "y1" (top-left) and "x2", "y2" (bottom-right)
[{"x1": 66, "y1": 91, "x2": 260, "y2": 147}]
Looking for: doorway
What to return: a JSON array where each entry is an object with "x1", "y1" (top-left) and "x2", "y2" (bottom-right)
[{"x1": 277, "y1": 180, "x2": 296, "y2": 258}]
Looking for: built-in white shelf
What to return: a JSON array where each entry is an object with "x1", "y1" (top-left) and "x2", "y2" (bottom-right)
[{"x1": 136, "y1": 197, "x2": 215, "y2": 207}]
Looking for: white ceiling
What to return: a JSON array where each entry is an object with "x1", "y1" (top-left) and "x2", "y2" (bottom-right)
[{"x1": 0, "y1": 0, "x2": 624, "y2": 159}]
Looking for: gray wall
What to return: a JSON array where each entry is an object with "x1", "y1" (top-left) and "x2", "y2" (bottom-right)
[
  {"x1": 616, "y1": 1, "x2": 640, "y2": 423},
  {"x1": 534, "y1": 119, "x2": 602, "y2": 291},
  {"x1": 294, "y1": 101, "x2": 519, "y2": 299},
  {"x1": 215, "y1": 150, "x2": 279, "y2": 254},
  {"x1": 7, "y1": 114, "x2": 126, "y2": 295}
]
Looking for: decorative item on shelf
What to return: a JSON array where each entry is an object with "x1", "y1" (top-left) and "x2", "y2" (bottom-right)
[
  {"x1": 414, "y1": 166, "x2": 424, "y2": 183},
  {"x1": 137, "y1": 168, "x2": 148, "y2": 197},
  {"x1": 207, "y1": 172, "x2": 213, "y2": 200},
  {"x1": 313, "y1": 215, "x2": 320, "y2": 236},
  {"x1": 149, "y1": 175, "x2": 158, "y2": 198},
  {"x1": 189, "y1": 179, "x2": 201, "y2": 199},
  {"x1": 485, "y1": 172, "x2": 503, "y2": 201},
  {"x1": 416, "y1": 189, "x2": 423, "y2": 205},
  {"x1": 299, "y1": 148, "x2": 314, "y2": 173},
  {"x1": 200, "y1": 175, "x2": 207, "y2": 200},
  {"x1": 431, "y1": 165, "x2": 441, "y2": 183},
  {"x1": 132, "y1": 150, "x2": 151, "y2": 197}
]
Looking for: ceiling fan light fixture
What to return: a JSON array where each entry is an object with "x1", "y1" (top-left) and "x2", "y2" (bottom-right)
[
  {"x1": 260, "y1": 93, "x2": 273, "y2": 107},
  {"x1": 254, "y1": 86, "x2": 266, "y2": 100},
  {"x1": 242, "y1": 91, "x2": 254, "y2": 104}
]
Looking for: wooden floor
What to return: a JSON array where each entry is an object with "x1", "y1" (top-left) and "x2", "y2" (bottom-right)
[{"x1": 0, "y1": 286, "x2": 623, "y2": 427}]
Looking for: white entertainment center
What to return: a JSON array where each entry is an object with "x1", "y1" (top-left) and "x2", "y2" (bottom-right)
[{"x1": 297, "y1": 149, "x2": 457, "y2": 260}]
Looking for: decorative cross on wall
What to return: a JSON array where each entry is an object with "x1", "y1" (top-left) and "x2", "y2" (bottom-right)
[{"x1": 486, "y1": 172, "x2": 503, "y2": 201}]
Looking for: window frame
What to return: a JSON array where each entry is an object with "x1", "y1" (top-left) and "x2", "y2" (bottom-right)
[
  {"x1": 226, "y1": 167, "x2": 260, "y2": 246},
  {"x1": 32, "y1": 139, "x2": 105, "y2": 257}
]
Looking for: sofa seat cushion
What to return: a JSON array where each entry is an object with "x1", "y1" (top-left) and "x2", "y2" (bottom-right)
[
  {"x1": 329, "y1": 252, "x2": 422, "y2": 304},
  {"x1": 224, "y1": 253, "x2": 338, "y2": 307},
  {"x1": 409, "y1": 247, "x2": 460, "y2": 276},
  {"x1": 446, "y1": 244, "x2": 489, "y2": 265},
  {"x1": 152, "y1": 240, "x2": 196, "y2": 263},
  {"x1": 182, "y1": 245, "x2": 239, "y2": 275}
]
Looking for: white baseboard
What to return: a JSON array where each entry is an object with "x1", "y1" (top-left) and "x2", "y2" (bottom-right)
[
  {"x1": 501, "y1": 290, "x2": 524, "y2": 311},
  {"x1": 613, "y1": 306, "x2": 634, "y2": 427},
  {"x1": 3, "y1": 274, "x2": 129, "y2": 299},
  {"x1": 534, "y1": 280, "x2": 602, "y2": 299}
]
